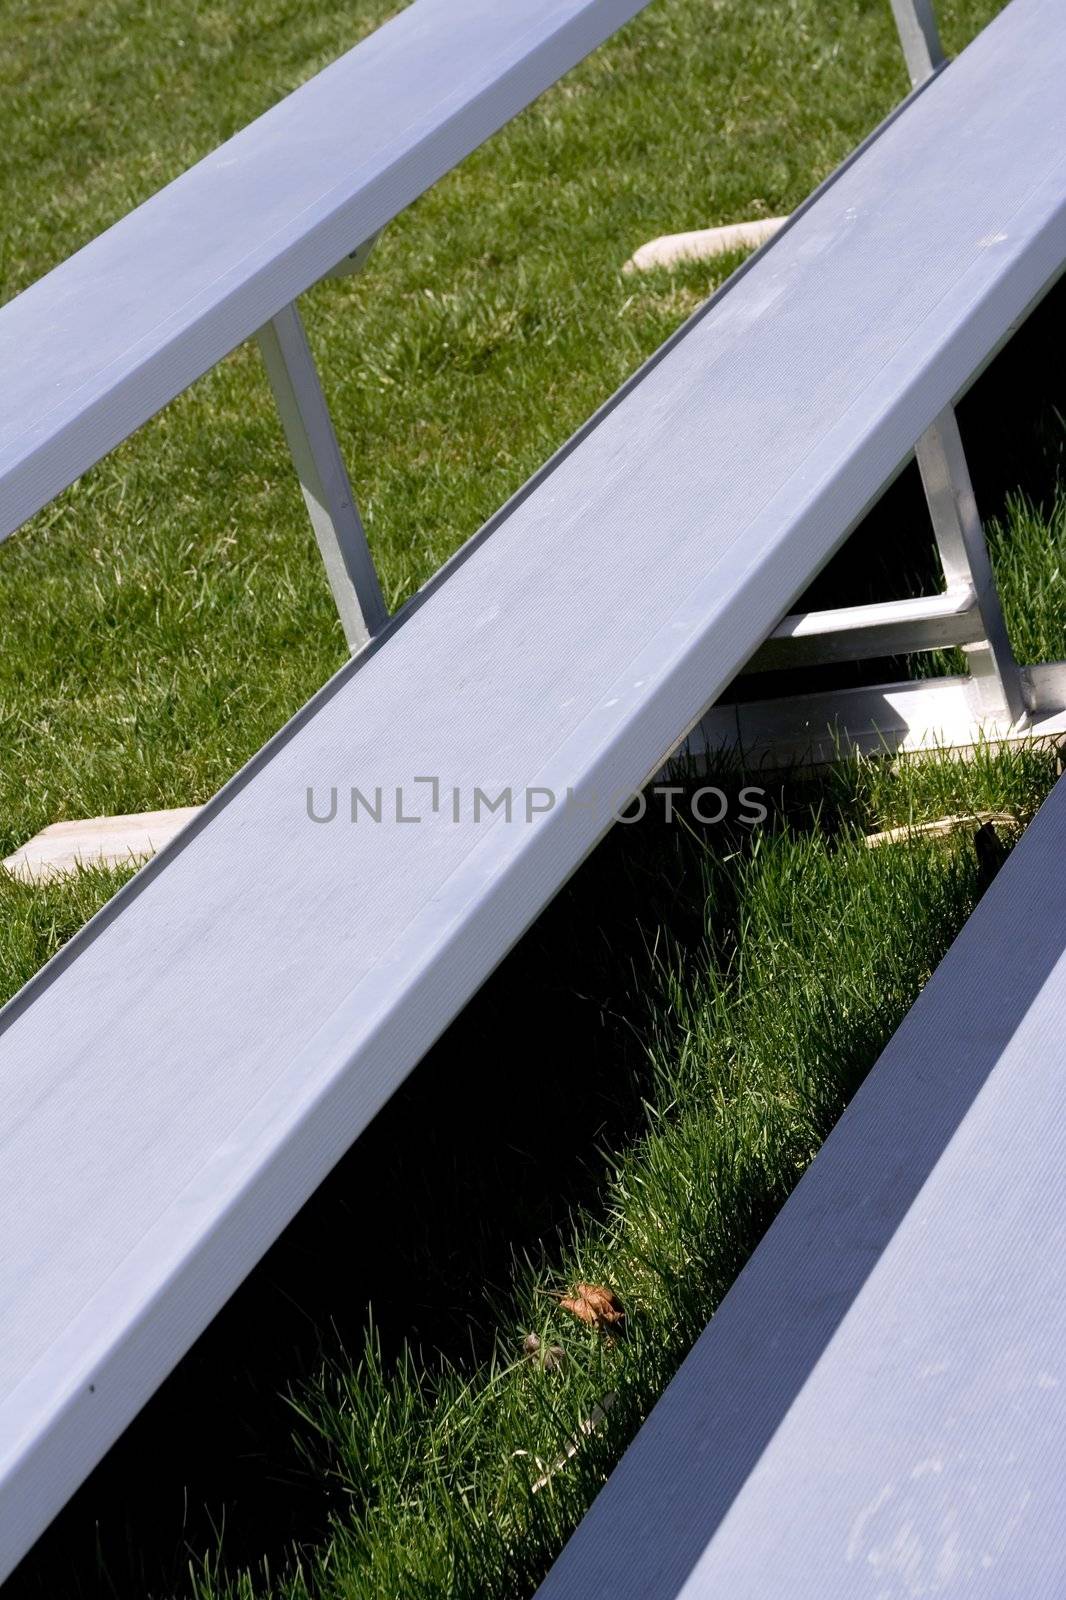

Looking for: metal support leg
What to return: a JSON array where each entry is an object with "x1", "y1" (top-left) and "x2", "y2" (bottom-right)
[
  {"x1": 257, "y1": 301, "x2": 387, "y2": 652},
  {"x1": 888, "y1": 0, "x2": 945, "y2": 87},
  {"x1": 915, "y1": 406, "x2": 1026, "y2": 725}
]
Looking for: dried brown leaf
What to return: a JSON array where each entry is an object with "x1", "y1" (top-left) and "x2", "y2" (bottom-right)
[{"x1": 558, "y1": 1282, "x2": 625, "y2": 1331}]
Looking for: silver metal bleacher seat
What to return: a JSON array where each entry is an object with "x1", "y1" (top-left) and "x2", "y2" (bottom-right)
[
  {"x1": 535, "y1": 747, "x2": 1066, "y2": 1600},
  {"x1": 1, "y1": 0, "x2": 1064, "y2": 1580}
]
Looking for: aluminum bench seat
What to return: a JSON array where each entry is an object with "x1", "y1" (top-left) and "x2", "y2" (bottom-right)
[
  {"x1": 0, "y1": 0, "x2": 650, "y2": 544},
  {"x1": 535, "y1": 771, "x2": 1066, "y2": 1600},
  {"x1": 2, "y1": 0, "x2": 1065, "y2": 1576}
]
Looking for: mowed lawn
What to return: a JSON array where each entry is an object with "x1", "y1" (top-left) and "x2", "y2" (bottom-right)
[
  {"x1": 4, "y1": 0, "x2": 1066, "y2": 1597},
  {"x1": 0, "y1": 0, "x2": 1007, "y2": 883}
]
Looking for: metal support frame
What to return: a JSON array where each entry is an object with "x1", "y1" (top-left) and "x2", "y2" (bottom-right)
[
  {"x1": 749, "y1": 586, "x2": 980, "y2": 673},
  {"x1": 916, "y1": 405, "x2": 1026, "y2": 722},
  {"x1": 689, "y1": 0, "x2": 1037, "y2": 767},
  {"x1": 256, "y1": 299, "x2": 386, "y2": 653},
  {"x1": 888, "y1": 0, "x2": 946, "y2": 86},
  {"x1": 703, "y1": 401, "x2": 1036, "y2": 766},
  {"x1": 687, "y1": 665, "x2": 1066, "y2": 773},
  {"x1": 258, "y1": 0, "x2": 1030, "y2": 751},
  {"x1": 747, "y1": 403, "x2": 1027, "y2": 722}
]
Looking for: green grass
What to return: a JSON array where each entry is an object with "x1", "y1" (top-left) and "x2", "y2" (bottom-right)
[
  {"x1": 4, "y1": 0, "x2": 1066, "y2": 1595},
  {"x1": 988, "y1": 490, "x2": 1066, "y2": 664},
  {"x1": 178, "y1": 745, "x2": 1058, "y2": 1600},
  {"x1": 0, "y1": 0, "x2": 1051, "y2": 1009},
  {"x1": 6, "y1": 473, "x2": 1065, "y2": 1010},
  {"x1": 17, "y1": 749, "x2": 1060, "y2": 1600},
  {"x1": 0, "y1": 0, "x2": 1006, "y2": 868},
  {"x1": 8, "y1": 741, "x2": 1065, "y2": 1600}
]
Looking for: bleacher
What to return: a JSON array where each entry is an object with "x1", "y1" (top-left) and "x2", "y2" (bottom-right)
[{"x1": 1, "y1": 0, "x2": 1064, "y2": 1583}]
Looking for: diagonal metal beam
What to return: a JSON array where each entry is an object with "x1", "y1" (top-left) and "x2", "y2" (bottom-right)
[
  {"x1": 257, "y1": 302, "x2": 387, "y2": 652},
  {"x1": 915, "y1": 406, "x2": 1027, "y2": 724},
  {"x1": 888, "y1": 0, "x2": 946, "y2": 86},
  {"x1": 747, "y1": 585, "x2": 982, "y2": 672}
]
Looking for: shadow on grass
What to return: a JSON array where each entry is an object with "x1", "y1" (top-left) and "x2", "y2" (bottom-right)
[
  {"x1": 7, "y1": 264, "x2": 1064, "y2": 1600},
  {"x1": 3, "y1": 784, "x2": 737, "y2": 1598}
]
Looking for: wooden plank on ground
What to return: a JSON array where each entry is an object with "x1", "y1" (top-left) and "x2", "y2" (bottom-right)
[{"x1": 2, "y1": 810, "x2": 201, "y2": 883}]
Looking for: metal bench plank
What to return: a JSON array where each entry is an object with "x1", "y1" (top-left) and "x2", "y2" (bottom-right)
[
  {"x1": 535, "y1": 774, "x2": 1066, "y2": 1600},
  {"x1": 0, "y1": 0, "x2": 650, "y2": 539},
  {"x1": 2, "y1": 0, "x2": 1065, "y2": 1573}
]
